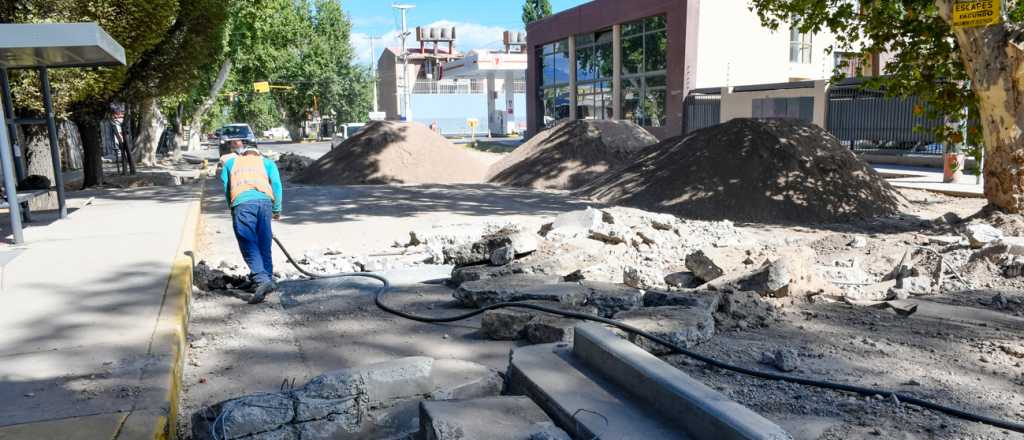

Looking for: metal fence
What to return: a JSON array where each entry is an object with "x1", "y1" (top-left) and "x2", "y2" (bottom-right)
[
  {"x1": 412, "y1": 79, "x2": 527, "y2": 95},
  {"x1": 825, "y1": 82, "x2": 945, "y2": 154},
  {"x1": 682, "y1": 91, "x2": 721, "y2": 134}
]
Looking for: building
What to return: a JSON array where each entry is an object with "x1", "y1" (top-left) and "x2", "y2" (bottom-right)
[
  {"x1": 376, "y1": 46, "x2": 461, "y2": 121},
  {"x1": 526, "y1": 0, "x2": 874, "y2": 139}
]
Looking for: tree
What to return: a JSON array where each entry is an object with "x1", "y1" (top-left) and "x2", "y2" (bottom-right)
[
  {"x1": 3, "y1": 0, "x2": 180, "y2": 186},
  {"x1": 748, "y1": 1, "x2": 1024, "y2": 212},
  {"x1": 522, "y1": 0, "x2": 552, "y2": 27}
]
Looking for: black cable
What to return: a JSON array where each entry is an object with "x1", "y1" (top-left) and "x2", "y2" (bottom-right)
[{"x1": 272, "y1": 236, "x2": 1024, "y2": 434}]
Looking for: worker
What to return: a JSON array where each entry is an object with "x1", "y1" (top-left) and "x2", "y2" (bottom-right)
[{"x1": 221, "y1": 141, "x2": 283, "y2": 304}]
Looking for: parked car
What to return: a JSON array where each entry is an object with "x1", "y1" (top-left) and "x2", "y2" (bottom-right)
[
  {"x1": 330, "y1": 123, "x2": 366, "y2": 149},
  {"x1": 263, "y1": 127, "x2": 289, "y2": 140},
  {"x1": 218, "y1": 123, "x2": 257, "y2": 155}
]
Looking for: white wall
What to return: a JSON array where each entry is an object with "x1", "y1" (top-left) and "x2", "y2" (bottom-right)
[{"x1": 695, "y1": 0, "x2": 838, "y2": 88}]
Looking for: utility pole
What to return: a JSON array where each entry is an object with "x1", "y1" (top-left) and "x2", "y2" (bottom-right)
[
  {"x1": 393, "y1": 3, "x2": 415, "y2": 123},
  {"x1": 369, "y1": 35, "x2": 383, "y2": 113}
]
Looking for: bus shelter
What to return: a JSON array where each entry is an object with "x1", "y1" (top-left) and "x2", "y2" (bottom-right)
[{"x1": 0, "y1": 23, "x2": 126, "y2": 244}]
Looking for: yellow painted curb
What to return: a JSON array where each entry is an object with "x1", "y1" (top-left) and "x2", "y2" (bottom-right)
[{"x1": 128, "y1": 182, "x2": 204, "y2": 440}]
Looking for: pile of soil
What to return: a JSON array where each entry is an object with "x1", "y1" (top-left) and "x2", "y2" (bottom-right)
[
  {"x1": 580, "y1": 118, "x2": 904, "y2": 224},
  {"x1": 294, "y1": 121, "x2": 488, "y2": 185},
  {"x1": 486, "y1": 120, "x2": 658, "y2": 190}
]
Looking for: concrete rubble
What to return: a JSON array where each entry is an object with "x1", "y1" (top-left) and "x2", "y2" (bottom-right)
[
  {"x1": 419, "y1": 397, "x2": 570, "y2": 440},
  {"x1": 191, "y1": 357, "x2": 502, "y2": 440}
]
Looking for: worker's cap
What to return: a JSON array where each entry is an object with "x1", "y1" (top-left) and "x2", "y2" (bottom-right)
[{"x1": 242, "y1": 146, "x2": 260, "y2": 153}]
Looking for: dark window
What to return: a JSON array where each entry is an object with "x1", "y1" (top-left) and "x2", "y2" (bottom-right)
[{"x1": 539, "y1": 39, "x2": 571, "y2": 127}]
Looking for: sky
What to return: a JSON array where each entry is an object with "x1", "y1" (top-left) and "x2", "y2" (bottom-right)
[{"x1": 346, "y1": 0, "x2": 589, "y2": 66}]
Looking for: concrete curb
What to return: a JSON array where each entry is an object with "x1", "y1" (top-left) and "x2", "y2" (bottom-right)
[
  {"x1": 121, "y1": 182, "x2": 204, "y2": 440},
  {"x1": 573, "y1": 324, "x2": 793, "y2": 440}
]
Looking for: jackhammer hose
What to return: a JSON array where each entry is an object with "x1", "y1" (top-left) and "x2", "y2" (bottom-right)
[{"x1": 272, "y1": 236, "x2": 1024, "y2": 434}]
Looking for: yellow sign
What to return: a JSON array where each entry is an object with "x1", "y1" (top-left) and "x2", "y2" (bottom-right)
[
  {"x1": 253, "y1": 81, "x2": 270, "y2": 93},
  {"x1": 466, "y1": 118, "x2": 479, "y2": 129},
  {"x1": 952, "y1": 1, "x2": 1002, "y2": 28}
]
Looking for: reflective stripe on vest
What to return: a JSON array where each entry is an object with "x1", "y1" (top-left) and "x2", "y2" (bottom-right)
[{"x1": 229, "y1": 155, "x2": 275, "y2": 203}]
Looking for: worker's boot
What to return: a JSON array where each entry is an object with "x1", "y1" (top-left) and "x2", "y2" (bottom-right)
[{"x1": 248, "y1": 281, "x2": 279, "y2": 304}]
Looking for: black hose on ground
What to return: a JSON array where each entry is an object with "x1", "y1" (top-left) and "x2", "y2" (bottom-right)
[{"x1": 272, "y1": 236, "x2": 1024, "y2": 434}]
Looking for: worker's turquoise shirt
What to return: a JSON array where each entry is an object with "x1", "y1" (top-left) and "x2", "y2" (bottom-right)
[{"x1": 221, "y1": 155, "x2": 283, "y2": 213}]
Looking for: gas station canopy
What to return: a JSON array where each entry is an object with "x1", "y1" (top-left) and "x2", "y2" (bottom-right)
[
  {"x1": 0, "y1": 23, "x2": 126, "y2": 69},
  {"x1": 443, "y1": 50, "x2": 527, "y2": 80}
]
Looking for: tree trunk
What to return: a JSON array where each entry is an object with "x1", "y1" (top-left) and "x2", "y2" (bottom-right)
[
  {"x1": 71, "y1": 107, "x2": 104, "y2": 188},
  {"x1": 58, "y1": 120, "x2": 84, "y2": 170},
  {"x1": 187, "y1": 58, "x2": 232, "y2": 151},
  {"x1": 17, "y1": 125, "x2": 57, "y2": 210},
  {"x1": 135, "y1": 97, "x2": 165, "y2": 166},
  {"x1": 936, "y1": 1, "x2": 1024, "y2": 211},
  {"x1": 173, "y1": 101, "x2": 184, "y2": 162}
]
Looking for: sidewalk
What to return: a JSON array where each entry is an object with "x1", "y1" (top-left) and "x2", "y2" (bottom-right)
[
  {"x1": 873, "y1": 164, "x2": 984, "y2": 198},
  {"x1": 0, "y1": 184, "x2": 202, "y2": 439}
]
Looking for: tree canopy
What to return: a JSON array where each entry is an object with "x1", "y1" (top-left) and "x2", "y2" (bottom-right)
[{"x1": 522, "y1": 0, "x2": 552, "y2": 27}]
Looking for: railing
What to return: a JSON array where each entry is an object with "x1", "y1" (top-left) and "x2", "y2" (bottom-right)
[
  {"x1": 682, "y1": 92, "x2": 721, "y2": 134},
  {"x1": 826, "y1": 81, "x2": 945, "y2": 155},
  {"x1": 412, "y1": 79, "x2": 527, "y2": 95}
]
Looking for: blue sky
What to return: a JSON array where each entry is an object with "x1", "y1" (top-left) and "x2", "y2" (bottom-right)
[{"x1": 346, "y1": 0, "x2": 589, "y2": 65}]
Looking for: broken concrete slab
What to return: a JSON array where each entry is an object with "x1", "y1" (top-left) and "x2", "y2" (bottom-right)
[
  {"x1": 418, "y1": 397, "x2": 570, "y2": 440},
  {"x1": 450, "y1": 264, "x2": 520, "y2": 286},
  {"x1": 580, "y1": 281, "x2": 643, "y2": 317},
  {"x1": 760, "y1": 348, "x2": 800, "y2": 372},
  {"x1": 686, "y1": 251, "x2": 724, "y2": 283},
  {"x1": 896, "y1": 275, "x2": 933, "y2": 296},
  {"x1": 507, "y1": 343, "x2": 696, "y2": 439},
  {"x1": 716, "y1": 290, "x2": 777, "y2": 329},
  {"x1": 454, "y1": 276, "x2": 586, "y2": 308},
  {"x1": 481, "y1": 301, "x2": 598, "y2": 342},
  {"x1": 481, "y1": 308, "x2": 537, "y2": 340},
  {"x1": 613, "y1": 306, "x2": 715, "y2": 355},
  {"x1": 964, "y1": 223, "x2": 1003, "y2": 249},
  {"x1": 572, "y1": 324, "x2": 793, "y2": 440},
  {"x1": 623, "y1": 265, "x2": 663, "y2": 289},
  {"x1": 642, "y1": 290, "x2": 721, "y2": 312},
  {"x1": 589, "y1": 223, "x2": 632, "y2": 245},
  {"x1": 490, "y1": 245, "x2": 515, "y2": 266},
  {"x1": 193, "y1": 357, "x2": 503, "y2": 440},
  {"x1": 664, "y1": 271, "x2": 698, "y2": 289},
  {"x1": 444, "y1": 229, "x2": 541, "y2": 266},
  {"x1": 545, "y1": 207, "x2": 604, "y2": 239},
  {"x1": 525, "y1": 316, "x2": 579, "y2": 344}
]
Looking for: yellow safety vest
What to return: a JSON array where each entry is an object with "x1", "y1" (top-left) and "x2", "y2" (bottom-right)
[{"x1": 229, "y1": 155, "x2": 275, "y2": 203}]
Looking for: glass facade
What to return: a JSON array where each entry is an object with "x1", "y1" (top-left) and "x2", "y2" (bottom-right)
[
  {"x1": 621, "y1": 15, "x2": 667, "y2": 127},
  {"x1": 538, "y1": 39, "x2": 571, "y2": 126},
  {"x1": 576, "y1": 29, "x2": 613, "y2": 120},
  {"x1": 534, "y1": 13, "x2": 670, "y2": 130}
]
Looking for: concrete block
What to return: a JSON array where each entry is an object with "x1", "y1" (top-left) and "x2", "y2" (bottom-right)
[
  {"x1": 525, "y1": 316, "x2": 577, "y2": 344},
  {"x1": 573, "y1": 324, "x2": 794, "y2": 440},
  {"x1": 454, "y1": 276, "x2": 585, "y2": 308},
  {"x1": 548, "y1": 207, "x2": 604, "y2": 238},
  {"x1": 613, "y1": 307, "x2": 714, "y2": 355},
  {"x1": 450, "y1": 264, "x2": 519, "y2": 285},
  {"x1": 481, "y1": 307, "x2": 536, "y2": 340},
  {"x1": 429, "y1": 359, "x2": 504, "y2": 401},
  {"x1": 205, "y1": 393, "x2": 296, "y2": 440},
  {"x1": 299, "y1": 357, "x2": 434, "y2": 408},
  {"x1": 507, "y1": 343, "x2": 693, "y2": 439},
  {"x1": 686, "y1": 251, "x2": 724, "y2": 282},
  {"x1": 642, "y1": 290, "x2": 721, "y2": 312},
  {"x1": 664, "y1": 271, "x2": 698, "y2": 288},
  {"x1": 581, "y1": 281, "x2": 643, "y2": 317},
  {"x1": 419, "y1": 397, "x2": 570, "y2": 440},
  {"x1": 964, "y1": 223, "x2": 1003, "y2": 249}
]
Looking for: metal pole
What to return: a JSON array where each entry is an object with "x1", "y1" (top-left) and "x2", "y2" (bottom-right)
[
  {"x1": 39, "y1": 68, "x2": 67, "y2": 218},
  {"x1": 394, "y1": 4, "x2": 415, "y2": 122},
  {"x1": 0, "y1": 97, "x2": 24, "y2": 244},
  {"x1": 370, "y1": 35, "x2": 381, "y2": 113},
  {"x1": 1, "y1": 68, "x2": 26, "y2": 182}
]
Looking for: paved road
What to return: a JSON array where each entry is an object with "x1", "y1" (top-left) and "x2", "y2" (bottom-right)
[{"x1": 185, "y1": 140, "x2": 333, "y2": 163}]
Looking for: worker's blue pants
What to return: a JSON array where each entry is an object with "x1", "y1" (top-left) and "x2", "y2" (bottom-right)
[{"x1": 232, "y1": 199, "x2": 274, "y2": 284}]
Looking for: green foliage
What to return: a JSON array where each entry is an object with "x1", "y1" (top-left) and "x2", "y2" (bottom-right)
[
  {"x1": 748, "y1": 0, "x2": 1022, "y2": 146},
  {"x1": 4, "y1": 0, "x2": 181, "y2": 115},
  {"x1": 522, "y1": 0, "x2": 552, "y2": 26},
  {"x1": 216, "y1": 0, "x2": 372, "y2": 131}
]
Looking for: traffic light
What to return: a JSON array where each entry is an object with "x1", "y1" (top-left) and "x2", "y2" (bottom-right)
[{"x1": 253, "y1": 81, "x2": 270, "y2": 93}]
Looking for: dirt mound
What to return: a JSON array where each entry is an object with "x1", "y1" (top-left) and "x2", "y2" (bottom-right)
[
  {"x1": 294, "y1": 121, "x2": 488, "y2": 185},
  {"x1": 486, "y1": 120, "x2": 658, "y2": 190},
  {"x1": 580, "y1": 118, "x2": 904, "y2": 224}
]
